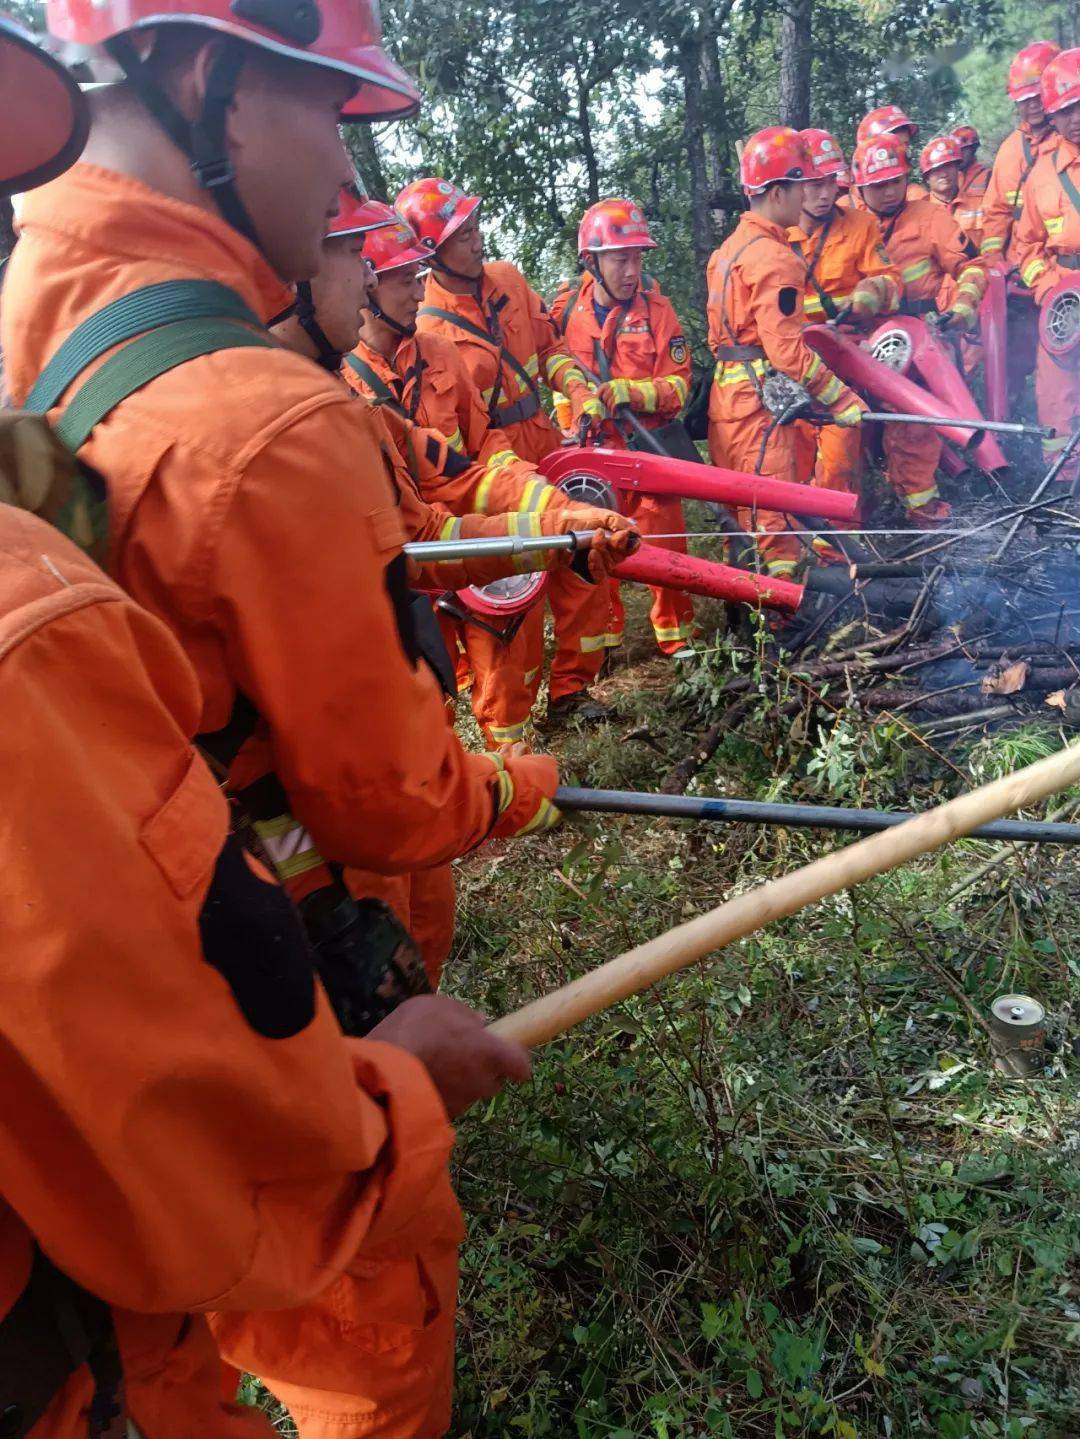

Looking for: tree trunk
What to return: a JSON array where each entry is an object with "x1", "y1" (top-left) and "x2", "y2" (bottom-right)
[
  {"x1": 678, "y1": 32, "x2": 714, "y2": 317},
  {"x1": 700, "y1": 22, "x2": 727, "y2": 194},
  {"x1": 779, "y1": 0, "x2": 812, "y2": 130},
  {"x1": 348, "y1": 126, "x2": 389, "y2": 202},
  {"x1": 572, "y1": 53, "x2": 601, "y2": 205}
]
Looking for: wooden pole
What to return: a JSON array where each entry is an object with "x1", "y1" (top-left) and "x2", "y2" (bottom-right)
[{"x1": 490, "y1": 743, "x2": 1080, "y2": 1049}]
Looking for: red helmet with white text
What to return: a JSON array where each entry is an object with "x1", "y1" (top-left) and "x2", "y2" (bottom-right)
[
  {"x1": 800, "y1": 128, "x2": 850, "y2": 183},
  {"x1": 740, "y1": 127, "x2": 818, "y2": 194},
  {"x1": 919, "y1": 134, "x2": 962, "y2": 175},
  {"x1": 851, "y1": 134, "x2": 910, "y2": 187},
  {"x1": 394, "y1": 177, "x2": 481, "y2": 252},
  {"x1": 1007, "y1": 41, "x2": 1061, "y2": 102},
  {"x1": 857, "y1": 105, "x2": 919, "y2": 144},
  {"x1": 357, "y1": 203, "x2": 430, "y2": 273},
  {"x1": 1041, "y1": 48, "x2": 1080, "y2": 116},
  {"x1": 577, "y1": 198, "x2": 657, "y2": 256}
]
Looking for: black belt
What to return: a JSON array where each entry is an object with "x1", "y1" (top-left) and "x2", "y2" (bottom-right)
[
  {"x1": 491, "y1": 390, "x2": 540, "y2": 427},
  {"x1": 714, "y1": 343, "x2": 767, "y2": 362},
  {"x1": 1060, "y1": 253, "x2": 1080, "y2": 271},
  {"x1": 900, "y1": 297, "x2": 937, "y2": 316}
]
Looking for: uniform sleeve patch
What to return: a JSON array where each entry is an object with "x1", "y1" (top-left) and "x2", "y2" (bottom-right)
[
  {"x1": 669, "y1": 337, "x2": 688, "y2": 364},
  {"x1": 778, "y1": 286, "x2": 798, "y2": 316}
]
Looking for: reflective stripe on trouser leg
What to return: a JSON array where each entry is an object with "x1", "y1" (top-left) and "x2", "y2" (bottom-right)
[
  {"x1": 463, "y1": 612, "x2": 541, "y2": 749},
  {"x1": 882, "y1": 420, "x2": 942, "y2": 506},
  {"x1": 708, "y1": 384, "x2": 804, "y2": 577},
  {"x1": 1035, "y1": 343, "x2": 1080, "y2": 479},
  {"x1": 546, "y1": 565, "x2": 612, "y2": 702}
]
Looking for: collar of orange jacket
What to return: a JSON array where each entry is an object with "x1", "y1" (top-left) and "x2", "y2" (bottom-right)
[
  {"x1": 17, "y1": 163, "x2": 295, "y2": 327},
  {"x1": 1055, "y1": 136, "x2": 1080, "y2": 174},
  {"x1": 737, "y1": 210, "x2": 790, "y2": 245}
]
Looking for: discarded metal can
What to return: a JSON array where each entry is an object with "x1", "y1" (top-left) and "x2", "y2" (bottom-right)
[{"x1": 989, "y1": 994, "x2": 1046, "y2": 1078}]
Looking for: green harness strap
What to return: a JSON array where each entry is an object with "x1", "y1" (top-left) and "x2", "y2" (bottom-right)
[
  {"x1": 53, "y1": 318, "x2": 274, "y2": 452},
  {"x1": 343, "y1": 352, "x2": 408, "y2": 419},
  {"x1": 1057, "y1": 164, "x2": 1080, "y2": 222},
  {"x1": 25, "y1": 280, "x2": 262, "y2": 415}
]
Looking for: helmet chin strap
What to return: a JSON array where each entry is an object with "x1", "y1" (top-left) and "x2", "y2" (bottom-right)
[
  {"x1": 584, "y1": 254, "x2": 636, "y2": 309},
  {"x1": 367, "y1": 293, "x2": 415, "y2": 338},
  {"x1": 431, "y1": 253, "x2": 483, "y2": 286},
  {"x1": 106, "y1": 34, "x2": 263, "y2": 254},
  {"x1": 295, "y1": 281, "x2": 344, "y2": 371}
]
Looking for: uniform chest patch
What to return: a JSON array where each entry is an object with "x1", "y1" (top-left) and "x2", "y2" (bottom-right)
[{"x1": 669, "y1": 337, "x2": 688, "y2": 364}]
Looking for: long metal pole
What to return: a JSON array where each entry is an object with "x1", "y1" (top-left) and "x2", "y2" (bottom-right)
[
  {"x1": 860, "y1": 412, "x2": 1049, "y2": 438},
  {"x1": 404, "y1": 530, "x2": 595, "y2": 563},
  {"x1": 862, "y1": 414, "x2": 1046, "y2": 434},
  {"x1": 554, "y1": 786, "x2": 1080, "y2": 845}
]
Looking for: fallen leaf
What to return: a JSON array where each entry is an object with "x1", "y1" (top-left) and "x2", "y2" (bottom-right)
[
  {"x1": 981, "y1": 660, "x2": 1029, "y2": 697},
  {"x1": 1046, "y1": 690, "x2": 1068, "y2": 711}
]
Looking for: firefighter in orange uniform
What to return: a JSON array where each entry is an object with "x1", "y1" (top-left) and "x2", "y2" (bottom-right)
[
  {"x1": 951, "y1": 124, "x2": 991, "y2": 243},
  {"x1": 705, "y1": 127, "x2": 866, "y2": 577},
  {"x1": 788, "y1": 128, "x2": 900, "y2": 510},
  {"x1": 2, "y1": 2, "x2": 561, "y2": 1435},
  {"x1": 0, "y1": 15, "x2": 532, "y2": 1439},
  {"x1": 339, "y1": 201, "x2": 628, "y2": 737},
  {"x1": 1013, "y1": 48, "x2": 1080, "y2": 481},
  {"x1": 398, "y1": 177, "x2": 619, "y2": 724},
  {"x1": 921, "y1": 133, "x2": 981, "y2": 247},
  {"x1": 852, "y1": 133, "x2": 987, "y2": 525},
  {"x1": 849, "y1": 106, "x2": 928, "y2": 209},
  {"x1": 981, "y1": 41, "x2": 1063, "y2": 404},
  {"x1": 550, "y1": 199, "x2": 698, "y2": 656}
]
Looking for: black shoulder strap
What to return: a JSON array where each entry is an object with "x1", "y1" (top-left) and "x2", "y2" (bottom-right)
[
  {"x1": 554, "y1": 279, "x2": 583, "y2": 336},
  {"x1": 418, "y1": 303, "x2": 540, "y2": 400},
  {"x1": 791, "y1": 215, "x2": 839, "y2": 319},
  {"x1": 1058, "y1": 163, "x2": 1080, "y2": 221},
  {"x1": 343, "y1": 352, "x2": 408, "y2": 418},
  {"x1": 1015, "y1": 135, "x2": 1038, "y2": 221}
]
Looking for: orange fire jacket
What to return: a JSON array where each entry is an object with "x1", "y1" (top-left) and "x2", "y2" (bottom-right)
[
  {"x1": 705, "y1": 212, "x2": 861, "y2": 418},
  {"x1": 1, "y1": 165, "x2": 555, "y2": 874},
  {"x1": 1013, "y1": 136, "x2": 1080, "y2": 302},
  {"x1": 548, "y1": 270, "x2": 691, "y2": 433},
  {"x1": 786, "y1": 203, "x2": 901, "y2": 321},
  {"x1": 342, "y1": 333, "x2": 564, "y2": 518},
  {"x1": 980, "y1": 125, "x2": 1057, "y2": 261},
  {"x1": 874, "y1": 196, "x2": 987, "y2": 311},
  {"x1": 417, "y1": 261, "x2": 591, "y2": 464},
  {"x1": 0, "y1": 505, "x2": 452, "y2": 1439},
  {"x1": 954, "y1": 159, "x2": 991, "y2": 245}
]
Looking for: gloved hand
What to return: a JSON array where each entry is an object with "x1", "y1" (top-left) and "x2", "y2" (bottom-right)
[
  {"x1": 849, "y1": 289, "x2": 881, "y2": 321},
  {"x1": 487, "y1": 747, "x2": 562, "y2": 839},
  {"x1": 597, "y1": 377, "x2": 658, "y2": 414},
  {"x1": 568, "y1": 386, "x2": 605, "y2": 435},
  {"x1": 830, "y1": 388, "x2": 867, "y2": 428},
  {"x1": 550, "y1": 504, "x2": 640, "y2": 580}
]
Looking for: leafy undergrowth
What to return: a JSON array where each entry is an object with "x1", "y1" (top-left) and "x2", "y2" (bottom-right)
[
  {"x1": 246, "y1": 591, "x2": 1079, "y2": 1439},
  {"x1": 445, "y1": 595, "x2": 1080, "y2": 1439}
]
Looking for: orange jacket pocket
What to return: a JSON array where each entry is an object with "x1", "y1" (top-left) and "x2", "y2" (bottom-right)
[{"x1": 140, "y1": 748, "x2": 226, "y2": 899}]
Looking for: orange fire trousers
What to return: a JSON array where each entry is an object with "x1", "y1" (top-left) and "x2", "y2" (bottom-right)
[
  {"x1": 708, "y1": 379, "x2": 803, "y2": 576},
  {"x1": 881, "y1": 421, "x2": 943, "y2": 515},
  {"x1": 1035, "y1": 342, "x2": 1079, "y2": 482},
  {"x1": 607, "y1": 490, "x2": 696, "y2": 653}
]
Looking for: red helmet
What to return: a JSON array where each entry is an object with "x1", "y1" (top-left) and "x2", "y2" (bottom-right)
[
  {"x1": 0, "y1": 13, "x2": 88, "y2": 196},
  {"x1": 851, "y1": 134, "x2": 910, "y2": 187},
  {"x1": 577, "y1": 198, "x2": 656, "y2": 256},
  {"x1": 740, "y1": 126, "x2": 818, "y2": 194},
  {"x1": 395, "y1": 177, "x2": 481, "y2": 252},
  {"x1": 326, "y1": 186, "x2": 396, "y2": 239},
  {"x1": 951, "y1": 124, "x2": 979, "y2": 150},
  {"x1": 919, "y1": 134, "x2": 962, "y2": 174},
  {"x1": 799, "y1": 128, "x2": 849, "y2": 183},
  {"x1": 1007, "y1": 40, "x2": 1061, "y2": 102},
  {"x1": 1042, "y1": 47, "x2": 1080, "y2": 116},
  {"x1": 856, "y1": 105, "x2": 919, "y2": 145},
  {"x1": 357, "y1": 202, "x2": 430, "y2": 273},
  {"x1": 45, "y1": 0, "x2": 419, "y2": 120}
]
